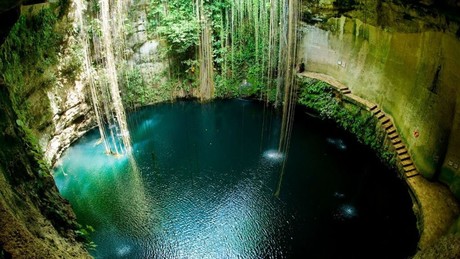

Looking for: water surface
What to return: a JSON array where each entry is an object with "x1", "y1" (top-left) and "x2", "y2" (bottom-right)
[{"x1": 54, "y1": 99, "x2": 418, "y2": 258}]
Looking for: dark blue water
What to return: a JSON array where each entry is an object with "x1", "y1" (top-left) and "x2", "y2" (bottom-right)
[{"x1": 54, "y1": 99, "x2": 418, "y2": 258}]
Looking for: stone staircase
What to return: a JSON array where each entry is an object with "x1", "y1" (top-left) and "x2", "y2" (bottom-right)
[
  {"x1": 339, "y1": 86, "x2": 352, "y2": 95},
  {"x1": 298, "y1": 71, "x2": 420, "y2": 179},
  {"x1": 368, "y1": 105, "x2": 419, "y2": 178},
  {"x1": 298, "y1": 71, "x2": 460, "y2": 250}
]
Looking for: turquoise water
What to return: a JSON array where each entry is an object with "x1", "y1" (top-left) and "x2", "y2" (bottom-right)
[{"x1": 54, "y1": 99, "x2": 418, "y2": 258}]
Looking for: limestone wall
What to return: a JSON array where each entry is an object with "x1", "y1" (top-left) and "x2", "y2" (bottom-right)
[
  {"x1": 298, "y1": 17, "x2": 460, "y2": 198},
  {"x1": 0, "y1": 84, "x2": 90, "y2": 257},
  {"x1": 125, "y1": 0, "x2": 168, "y2": 93},
  {"x1": 38, "y1": 0, "x2": 168, "y2": 165}
]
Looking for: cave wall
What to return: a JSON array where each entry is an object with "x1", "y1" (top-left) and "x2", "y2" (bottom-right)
[
  {"x1": 125, "y1": 0, "x2": 167, "y2": 90},
  {"x1": 0, "y1": 1, "x2": 91, "y2": 256},
  {"x1": 0, "y1": 84, "x2": 90, "y2": 257},
  {"x1": 1, "y1": 0, "x2": 171, "y2": 167},
  {"x1": 0, "y1": 2, "x2": 95, "y2": 167},
  {"x1": 299, "y1": 1, "x2": 460, "y2": 198},
  {"x1": 0, "y1": 0, "x2": 458, "y2": 256},
  {"x1": 17, "y1": 0, "x2": 168, "y2": 166}
]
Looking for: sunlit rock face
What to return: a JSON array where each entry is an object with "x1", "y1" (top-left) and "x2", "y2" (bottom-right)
[
  {"x1": 42, "y1": 0, "x2": 170, "y2": 165},
  {"x1": 19, "y1": 0, "x2": 170, "y2": 166},
  {"x1": 299, "y1": 0, "x2": 460, "y2": 199},
  {"x1": 0, "y1": 3, "x2": 96, "y2": 167},
  {"x1": 44, "y1": 79, "x2": 94, "y2": 165},
  {"x1": 124, "y1": 0, "x2": 169, "y2": 96}
]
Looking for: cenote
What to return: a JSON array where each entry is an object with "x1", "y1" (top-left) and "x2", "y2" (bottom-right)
[{"x1": 53, "y1": 99, "x2": 419, "y2": 258}]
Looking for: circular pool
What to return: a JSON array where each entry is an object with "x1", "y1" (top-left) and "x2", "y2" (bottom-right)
[{"x1": 53, "y1": 99, "x2": 418, "y2": 258}]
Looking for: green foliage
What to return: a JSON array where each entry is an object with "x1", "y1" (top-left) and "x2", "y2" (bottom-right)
[
  {"x1": 15, "y1": 117, "x2": 51, "y2": 177},
  {"x1": 148, "y1": 0, "x2": 199, "y2": 53},
  {"x1": 56, "y1": 0, "x2": 71, "y2": 18},
  {"x1": 146, "y1": 0, "x2": 271, "y2": 99},
  {"x1": 76, "y1": 224, "x2": 97, "y2": 250},
  {"x1": 121, "y1": 68, "x2": 177, "y2": 108},
  {"x1": 214, "y1": 74, "x2": 237, "y2": 98},
  {"x1": 213, "y1": 1, "x2": 271, "y2": 99},
  {"x1": 1, "y1": 8, "x2": 61, "y2": 92},
  {"x1": 122, "y1": 68, "x2": 150, "y2": 108},
  {"x1": 297, "y1": 79, "x2": 340, "y2": 118},
  {"x1": 147, "y1": 0, "x2": 201, "y2": 83},
  {"x1": 0, "y1": 7, "x2": 63, "y2": 102},
  {"x1": 298, "y1": 78, "x2": 395, "y2": 166},
  {"x1": 60, "y1": 44, "x2": 83, "y2": 81}
]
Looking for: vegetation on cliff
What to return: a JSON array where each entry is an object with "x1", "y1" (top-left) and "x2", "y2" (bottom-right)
[
  {"x1": 0, "y1": 2, "x2": 74, "y2": 177},
  {"x1": 297, "y1": 77, "x2": 395, "y2": 165},
  {"x1": 146, "y1": 0, "x2": 299, "y2": 102},
  {"x1": 0, "y1": 2, "x2": 79, "y2": 145}
]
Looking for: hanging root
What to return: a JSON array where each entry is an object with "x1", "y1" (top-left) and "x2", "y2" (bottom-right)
[
  {"x1": 95, "y1": 138, "x2": 103, "y2": 146},
  {"x1": 104, "y1": 149, "x2": 123, "y2": 158}
]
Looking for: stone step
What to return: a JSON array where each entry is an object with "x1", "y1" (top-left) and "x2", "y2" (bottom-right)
[
  {"x1": 372, "y1": 108, "x2": 381, "y2": 115},
  {"x1": 376, "y1": 112, "x2": 385, "y2": 119},
  {"x1": 397, "y1": 148, "x2": 408, "y2": 155},
  {"x1": 401, "y1": 159, "x2": 413, "y2": 166},
  {"x1": 388, "y1": 132, "x2": 399, "y2": 139},
  {"x1": 394, "y1": 143, "x2": 405, "y2": 150},
  {"x1": 404, "y1": 165, "x2": 416, "y2": 172},
  {"x1": 342, "y1": 90, "x2": 351, "y2": 94},
  {"x1": 383, "y1": 121, "x2": 393, "y2": 130},
  {"x1": 387, "y1": 127, "x2": 396, "y2": 135},
  {"x1": 406, "y1": 170, "x2": 419, "y2": 178},
  {"x1": 398, "y1": 153, "x2": 410, "y2": 161},
  {"x1": 380, "y1": 117, "x2": 390, "y2": 124},
  {"x1": 370, "y1": 104, "x2": 378, "y2": 111},
  {"x1": 391, "y1": 137, "x2": 402, "y2": 145},
  {"x1": 339, "y1": 86, "x2": 349, "y2": 91}
]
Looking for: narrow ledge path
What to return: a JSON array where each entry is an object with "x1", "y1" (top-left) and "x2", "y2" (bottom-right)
[{"x1": 298, "y1": 71, "x2": 460, "y2": 250}]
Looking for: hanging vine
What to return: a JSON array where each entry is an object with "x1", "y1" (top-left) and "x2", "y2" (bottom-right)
[{"x1": 75, "y1": 0, "x2": 134, "y2": 156}]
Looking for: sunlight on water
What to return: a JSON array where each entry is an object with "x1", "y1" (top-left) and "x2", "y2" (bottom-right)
[
  {"x1": 334, "y1": 204, "x2": 358, "y2": 220},
  {"x1": 116, "y1": 245, "x2": 132, "y2": 257},
  {"x1": 326, "y1": 137, "x2": 347, "y2": 151},
  {"x1": 263, "y1": 149, "x2": 284, "y2": 161}
]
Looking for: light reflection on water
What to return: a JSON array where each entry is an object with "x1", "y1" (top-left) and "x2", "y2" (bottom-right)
[
  {"x1": 263, "y1": 149, "x2": 284, "y2": 161},
  {"x1": 54, "y1": 99, "x2": 418, "y2": 258}
]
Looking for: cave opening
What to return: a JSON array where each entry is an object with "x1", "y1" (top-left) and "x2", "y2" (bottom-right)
[{"x1": 1, "y1": 0, "x2": 460, "y2": 257}]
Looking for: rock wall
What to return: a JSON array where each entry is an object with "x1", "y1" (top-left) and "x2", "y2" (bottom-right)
[
  {"x1": 34, "y1": 0, "x2": 168, "y2": 165},
  {"x1": 0, "y1": 84, "x2": 90, "y2": 257},
  {"x1": 125, "y1": 0, "x2": 166, "y2": 82},
  {"x1": 0, "y1": 1, "x2": 92, "y2": 256},
  {"x1": 43, "y1": 78, "x2": 94, "y2": 166},
  {"x1": 21, "y1": 3, "x2": 95, "y2": 167},
  {"x1": 299, "y1": 2, "x2": 460, "y2": 199},
  {"x1": 0, "y1": 0, "x2": 166, "y2": 255},
  {"x1": 121, "y1": 0, "x2": 172, "y2": 106}
]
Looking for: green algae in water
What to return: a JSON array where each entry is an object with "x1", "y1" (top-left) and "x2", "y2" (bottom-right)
[{"x1": 54, "y1": 99, "x2": 418, "y2": 258}]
